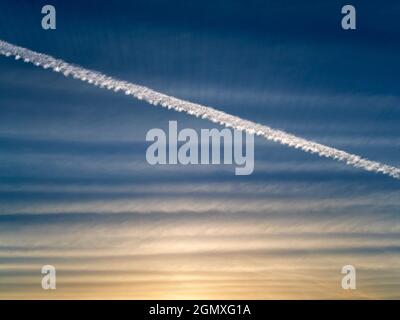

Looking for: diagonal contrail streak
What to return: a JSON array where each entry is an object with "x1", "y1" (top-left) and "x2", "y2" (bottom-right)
[{"x1": 1, "y1": 39, "x2": 399, "y2": 179}]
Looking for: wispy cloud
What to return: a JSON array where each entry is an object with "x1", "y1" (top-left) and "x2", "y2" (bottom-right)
[{"x1": 1, "y1": 39, "x2": 399, "y2": 179}]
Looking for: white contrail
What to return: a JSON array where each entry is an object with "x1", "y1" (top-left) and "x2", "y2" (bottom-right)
[{"x1": 1, "y1": 39, "x2": 399, "y2": 180}]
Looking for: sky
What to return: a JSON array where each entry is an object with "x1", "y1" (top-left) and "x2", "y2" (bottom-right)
[{"x1": 0, "y1": 0, "x2": 399, "y2": 299}]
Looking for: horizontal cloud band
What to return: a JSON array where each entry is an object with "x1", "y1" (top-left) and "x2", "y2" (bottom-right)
[{"x1": 0, "y1": 39, "x2": 399, "y2": 180}]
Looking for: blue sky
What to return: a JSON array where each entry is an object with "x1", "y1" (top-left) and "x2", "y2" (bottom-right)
[{"x1": 0, "y1": 0, "x2": 399, "y2": 298}]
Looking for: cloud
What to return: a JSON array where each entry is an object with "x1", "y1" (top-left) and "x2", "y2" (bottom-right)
[{"x1": 1, "y1": 39, "x2": 399, "y2": 179}]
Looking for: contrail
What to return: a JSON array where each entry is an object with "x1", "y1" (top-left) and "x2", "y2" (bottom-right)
[{"x1": 1, "y1": 39, "x2": 399, "y2": 180}]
